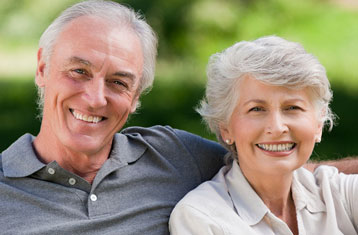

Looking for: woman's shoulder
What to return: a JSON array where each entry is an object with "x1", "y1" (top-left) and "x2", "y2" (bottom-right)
[
  {"x1": 173, "y1": 165, "x2": 234, "y2": 214},
  {"x1": 293, "y1": 166, "x2": 358, "y2": 233},
  {"x1": 293, "y1": 165, "x2": 358, "y2": 211},
  {"x1": 295, "y1": 165, "x2": 348, "y2": 189},
  {"x1": 169, "y1": 165, "x2": 253, "y2": 234}
]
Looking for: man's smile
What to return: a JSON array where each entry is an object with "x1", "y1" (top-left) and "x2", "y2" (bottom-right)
[{"x1": 70, "y1": 109, "x2": 105, "y2": 123}]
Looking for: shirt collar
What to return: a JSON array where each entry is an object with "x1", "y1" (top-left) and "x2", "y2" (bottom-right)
[
  {"x1": 292, "y1": 167, "x2": 326, "y2": 213},
  {"x1": 225, "y1": 158, "x2": 326, "y2": 226},
  {"x1": 2, "y1": 134, "x2": 46, "y2": 177},
  {"x1": 109, "y1": 132, "x2": 147, "y2": 164},
  {"x1": 2, "y1": 132, "x2": 147, "y2": 178},
  {"x1": 91, "y1": 132, "x2": 147, "y2": 187},
  {"x1": 225, "y1": 160, "x2": 269, "y2": 226}
]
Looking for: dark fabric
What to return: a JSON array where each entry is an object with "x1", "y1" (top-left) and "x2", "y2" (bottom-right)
[{"x1": 0, "y1": 125, "x2": 226, "y2": 235}]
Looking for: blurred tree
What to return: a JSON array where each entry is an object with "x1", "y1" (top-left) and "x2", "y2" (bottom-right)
[{"x1": 0, "y1": 0, "x2": 358, "y2": 159}]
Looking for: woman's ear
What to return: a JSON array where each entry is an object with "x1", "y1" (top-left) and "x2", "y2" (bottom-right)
[
  {"x1": 35, "y1": 48, "x2": 46, "y2": 87},
  {"x1": 219, "y1": 124, "x2": 233, "y2": 145},
  {"x1": 315, "y1": 108, "x2": 327, "y2": 143},
  {"x1": 315, "y1": 120, "x2": 324, "y2": 143}
]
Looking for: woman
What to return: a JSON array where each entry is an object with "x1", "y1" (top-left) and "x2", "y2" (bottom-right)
[{"x1": 169, "y1": 36, "x2": 358, "y2": 234}]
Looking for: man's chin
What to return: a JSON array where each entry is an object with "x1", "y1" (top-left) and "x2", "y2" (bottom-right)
[{"x1": 64, "y1": 135, "x2": 111, "y2": 156}]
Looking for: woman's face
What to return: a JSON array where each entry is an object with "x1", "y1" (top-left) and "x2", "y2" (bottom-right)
[{"x1": 220, "y1": 76, "x2": 323, "y2": 177}]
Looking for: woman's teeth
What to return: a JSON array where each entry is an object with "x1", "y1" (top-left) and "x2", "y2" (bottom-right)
[{"x1": 257, "y1": 143, "x2": 295, "y2": 152}]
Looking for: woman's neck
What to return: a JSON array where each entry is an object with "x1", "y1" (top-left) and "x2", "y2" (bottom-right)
[{"x1": 241, "y1": 167, "x2": 298, "y2": 235}]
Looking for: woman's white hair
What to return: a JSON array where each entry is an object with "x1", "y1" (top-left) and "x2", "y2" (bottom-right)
[
  {"x1": 197, "y1": 35, "x2": 334, "y2": 151},
  {"x1": 37, "y1": 0, "x2": 157, "y2": 114}
]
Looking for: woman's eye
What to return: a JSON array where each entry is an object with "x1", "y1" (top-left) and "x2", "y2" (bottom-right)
[
  {"x1": 287, "y1": 106, "x2": 301, "y2": 111},
  {"x1": 249, "y1": 107, "x2": 264, "y2": 112}
]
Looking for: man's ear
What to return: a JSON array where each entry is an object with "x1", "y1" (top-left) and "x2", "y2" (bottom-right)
[
  {"x1": 130, "y1": 95, "x2": 140, "y2": 113},
  {"x1": 35, "y1": 48, "x2": 46, "y2": 87}
]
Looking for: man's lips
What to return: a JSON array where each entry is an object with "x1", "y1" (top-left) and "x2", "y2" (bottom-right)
[{"x1": 70, "y1": 109, "x2": 106, "y2": 123}]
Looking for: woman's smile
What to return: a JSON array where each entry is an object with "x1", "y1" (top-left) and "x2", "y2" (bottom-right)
[{"x1": 256, "y1": 142, "x2": 296, "y2": 157}]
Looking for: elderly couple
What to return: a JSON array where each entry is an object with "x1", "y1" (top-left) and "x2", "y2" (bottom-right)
[{"x1": 1, "y1": 1, "x2": 357, "y2": 234}]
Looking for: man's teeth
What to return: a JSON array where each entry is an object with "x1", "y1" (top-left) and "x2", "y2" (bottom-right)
[
  {"x1": 72, "y1": 110, "x2": 103, "y2": 123},
  {"x1": 257, "y1": 143, "x2": 295, "y2": 152}
]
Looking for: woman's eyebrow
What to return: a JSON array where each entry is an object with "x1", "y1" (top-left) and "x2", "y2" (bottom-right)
[{"x1": 243, "y1": 99, "x2": 266, "y2": 106}]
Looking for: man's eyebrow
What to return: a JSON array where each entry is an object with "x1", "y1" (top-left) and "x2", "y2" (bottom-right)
[
  {"x1": 113, "y1": 71, "x2": 136, "y2": 80},
  {"x1": 67, "y1": 56, "x2": 136, "y2": 80},
  {"x1": 68, "y1": 56, "x2": 92, "y2": 66}
]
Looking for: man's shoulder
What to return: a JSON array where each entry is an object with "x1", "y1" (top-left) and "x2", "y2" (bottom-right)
[
  {"x1": 120, "y1": 125, "x2": 225, "y2": 155},
  {"x1": 2, "y1": 134, "x2": 34, "y2": 152},
  {"x1": 121, "y1": 125, "x2": 192, "y2": 138},
  {"x1": 119, "y1": 125, "x2": 225, "y2": 180},
  {"x1": 121, "y1": 125, "x2": 177, "y2": 137},
  {"x1": 120, "y1": 125, "x2": 207, "y2": 147},
  {"x1": 0, "y1": 152, "x2": 3, "y2": 172},
  {"x1": 1, "y1": 133, "x2": 37, "y2": 177}
]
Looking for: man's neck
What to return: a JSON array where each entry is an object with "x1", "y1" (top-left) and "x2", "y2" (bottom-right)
[{"x1": 33, "y1": 131, "x2": 112, "y2": 184}]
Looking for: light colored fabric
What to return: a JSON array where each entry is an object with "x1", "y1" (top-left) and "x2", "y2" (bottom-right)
[{"x1": 169, "y1": 160, "x2": 358, "y2": 235}]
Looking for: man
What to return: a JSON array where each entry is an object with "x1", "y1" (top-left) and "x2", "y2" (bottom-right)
[
  {"x1": 0, "y1": 1, "x2": 356, "y2": 234},
  {"x1": 0, "y1": 1, "x2": 225, "y2": 234}
]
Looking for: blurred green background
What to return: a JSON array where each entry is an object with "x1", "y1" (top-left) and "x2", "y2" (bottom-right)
[{"x1": 1, "y1": 0, "x2": 357, "y2": 160}]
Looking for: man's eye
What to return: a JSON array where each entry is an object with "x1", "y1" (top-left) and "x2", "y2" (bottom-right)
[
  {"x1": 69, "y1": 68, "x2": 88, "y2": 77},
  {"x1": 73, "y1": 69, "x2": 86, "y2": 75},
  {"x1": 112, "y1": 80, "x2": 129, "y2": 89}
]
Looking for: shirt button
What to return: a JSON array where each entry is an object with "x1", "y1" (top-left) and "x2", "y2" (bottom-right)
[
  {"x1": 90, "y1": 194, "x2": 97, "y2": 202},
  {"x1": 48, "y1": 168, "x2": 55, "y2": 175},
  {"x1": 68, "y1": 178, "x2": 76, "y2": 185}
]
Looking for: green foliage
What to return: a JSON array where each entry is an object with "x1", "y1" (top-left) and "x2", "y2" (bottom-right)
[
  {"x1": 2, "y1": 77, "x2": 358, "y2": 160},
  {"x1": 0, "y1": 0, "x2": 79, "y2": 49},
  {"x1": 1, "y1": 0, "x2": 358, "y2": 159},
  {"x1": 0, "y1": 80, "x2": 40, "y2": 150}
]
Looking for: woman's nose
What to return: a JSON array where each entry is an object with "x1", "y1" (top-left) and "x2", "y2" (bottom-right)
[{"x1": 265, "y1": 111, "x2": 289, "y2": 136}]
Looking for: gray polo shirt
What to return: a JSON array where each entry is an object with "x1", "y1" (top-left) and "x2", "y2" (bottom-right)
[{"x1": 0, "y1": 125, "x2": 226, "y2": 235}]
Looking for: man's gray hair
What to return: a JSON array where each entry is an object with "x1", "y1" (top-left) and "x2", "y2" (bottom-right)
[
  {"x1": 37, "y1": 0, "x2": 157, "y2": 113},
  {"x1": 197, "y1": 35, "x2": 334, "y2": 150}
]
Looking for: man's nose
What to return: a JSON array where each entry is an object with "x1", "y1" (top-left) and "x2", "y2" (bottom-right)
[
  {"x1": 83, "y1": 77, "x2": 108, "y2": 108},
  {"x1": 265, "y1": 111, "x2": 289, "y2": 136}
]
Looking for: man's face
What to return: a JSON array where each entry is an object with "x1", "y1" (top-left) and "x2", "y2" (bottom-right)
[{"x1": 36, "y1": 15, "x2": 143, "y2": 155}]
